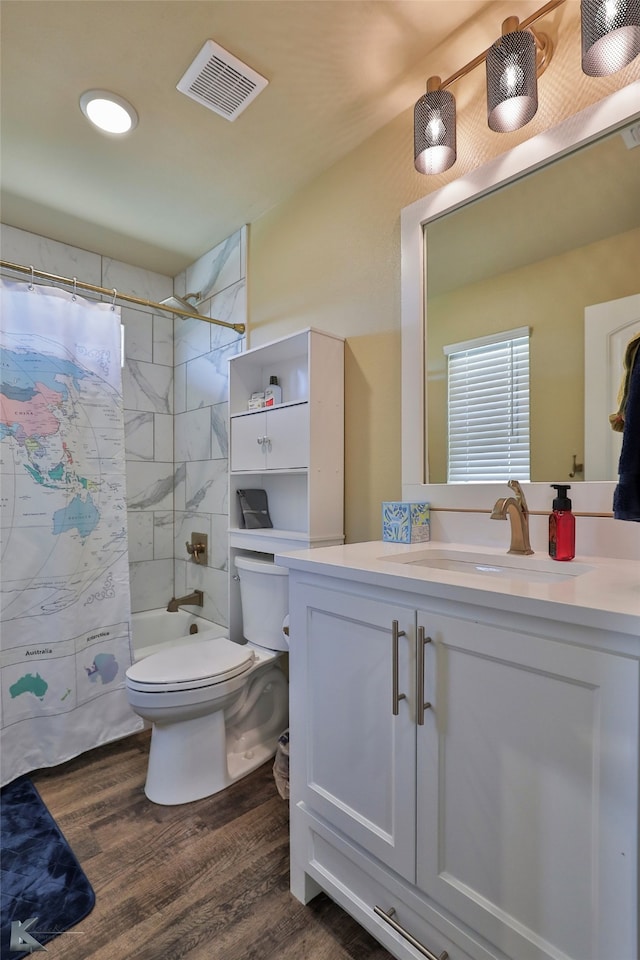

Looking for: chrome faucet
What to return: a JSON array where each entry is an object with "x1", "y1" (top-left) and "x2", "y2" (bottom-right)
[
  {"x1": 166, "y1": 589, "x2": 204, "y2": 612},
  {"x1": 490, "y1": 480, "x2": 534, "y2": 555}
]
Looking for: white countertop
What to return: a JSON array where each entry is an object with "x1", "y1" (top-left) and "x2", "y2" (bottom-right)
[{"x1": 276, "y1": 540, "x2": 640, "y2": 637}]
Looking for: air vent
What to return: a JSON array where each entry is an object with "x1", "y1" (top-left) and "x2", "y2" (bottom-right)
[{"x1": 177, "y1": 39, "x2": 268, "y2": 121}]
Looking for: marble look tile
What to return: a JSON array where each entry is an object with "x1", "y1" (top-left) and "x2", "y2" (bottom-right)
[
  {"x1": 153, "y1": 511, "x2": 175, "y2": 560},
  {"x1": 174, "y1": 511, "x2": 212, "y2": 565},
  {"x1": 186, "y1": 230, "x2": 242, "y2": 302},
  {"x1": 122, "y1": 306, "x2": 152, "y2": 362},
  {"x1": 186, "y1": 342, "x2": 236, "y2": 410},
  {"x1": 186, "y1": 459, "x2": 228, "y2": 515},
  {"x1": 126, "y1": 461, "x2": 177, "y2": 511},
  {"x1": 127, "y1": 511, "x2": 154, "y2": 562},
  {"x1": 102, "y1": 259, "x2": 172, "y2": 304},
  {"x1": 174, "y1": 462, "x2": 187, "y2": 512},
  {"x1": 173, "y1": 362, "x2": 187, "y2": 415},
  {"x1": 174, "y1": 407, "x2": 211, "y2": 462},
  {"x1": 211, "y1": 404, "x2": 228, "y2": 459},
  {"x1": 123, "y1": 359, "x2": 173, "y2": 414},
  {"x1": 210, "y1": 514, "x2": 229, "y2": 571},
  {"x1": 208, "y1": 280, "x2": 247, "y2": 350},
  {"x1": 129, "y1": 558, "x2": 174, "y2": 613},
  {"x1": 153, "y1": 313, "x2": 173, "y2": 366},
  {"x1": 174, "y1": 560, "x2": 228, "y2": 628},
  {"x1": 174, "y1": 316, "x2": 211, "y2": 365},
  {"x1": 124, "y1": 411, "x2": 154, "y2": 460},
  {"x1": 1, "y1": 225, "x2": 102, "y2": 285},
  {"x1": 154, "y1": 413, "x2": 174, "y2": 462}
]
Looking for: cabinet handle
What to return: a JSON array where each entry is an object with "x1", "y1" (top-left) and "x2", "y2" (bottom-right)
[
  {"x1": 391, "y1": 620, "x2": 407, "y2": 716},
  {"x1": 374, "y1": 905, "x2": 448, "y2": 960},
  {"x1": 416, "y1": 626, "x2": 432, "y2": 726},
  {"x1": 257, "y1": 436, "x2": 264, "y2": 445}
]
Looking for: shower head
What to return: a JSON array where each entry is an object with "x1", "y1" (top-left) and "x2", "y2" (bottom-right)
[{"x1": 159, "y1": 294, "x2": 202, "y2": 316}]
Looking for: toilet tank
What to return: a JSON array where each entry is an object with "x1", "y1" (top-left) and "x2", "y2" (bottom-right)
[{"x1": 234, "y1": 555, "x2": 289, "y2": 652}]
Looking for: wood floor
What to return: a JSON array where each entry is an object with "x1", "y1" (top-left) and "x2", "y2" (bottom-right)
[{"x1": 31, "y1": 731, "x2": 394, "y2": 960}]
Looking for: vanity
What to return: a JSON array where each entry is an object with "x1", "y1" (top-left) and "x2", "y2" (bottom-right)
[{"x1": 278, "y1": 541, "x2": 640, "y2": 960}]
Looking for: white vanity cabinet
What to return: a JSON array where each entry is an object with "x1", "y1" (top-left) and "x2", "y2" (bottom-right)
[{"x1": 286, "y1": 567, "x2": 639, "y2": 960}]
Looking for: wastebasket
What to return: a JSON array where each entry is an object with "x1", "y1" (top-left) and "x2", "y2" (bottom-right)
[{"x1": 273, "y1": 728, "x2": 289, "y2": 799}]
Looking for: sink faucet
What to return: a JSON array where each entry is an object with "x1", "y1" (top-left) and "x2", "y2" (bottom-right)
[
  {"x1": 490, "y1": 480, "x2": 534, "y2": 555},
  {"x1": 166, "y1": 589, "x2": 204, "y2": 612}
]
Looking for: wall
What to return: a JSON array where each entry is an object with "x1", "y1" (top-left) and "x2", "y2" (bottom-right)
[
  {"x1": 247, "y1": 2, "x2": 640, "y2": 543},
  {"x1": 0, "y1": 224, "x2": 247, "y2": 624},
  {"x1": 172, "y1": 229, "x2": 247, "y2": 625}
]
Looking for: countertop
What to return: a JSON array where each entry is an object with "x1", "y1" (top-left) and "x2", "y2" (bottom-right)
[{"x1": 276, "y1": 540, "x2": 640, "y2": 637}]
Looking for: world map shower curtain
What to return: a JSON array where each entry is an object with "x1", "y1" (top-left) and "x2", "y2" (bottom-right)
[{"x1": 0, "y1": 279, "x2": 142, "y2": 786}]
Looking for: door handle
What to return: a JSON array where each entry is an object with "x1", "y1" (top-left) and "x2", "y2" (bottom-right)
[
  {"x1": 391, "y1": 620, "x2": 407, "y2": 716},
  {"x1": 416, "y1": 625, "x2": 432, "y2": 726},
  {"x1": 374, "y1": 905, "x2": 448, "y2": 960}
]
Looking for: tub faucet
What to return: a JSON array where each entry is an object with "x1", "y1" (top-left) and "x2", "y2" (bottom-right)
[
  {"x1": 490, "y1": 480, "x2": 534, "y2": 555},
  {"x1": 167, "y1": 589, "x2": 204, "y2": 612}
]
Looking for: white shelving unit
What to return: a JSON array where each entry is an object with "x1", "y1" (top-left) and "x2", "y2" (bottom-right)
[{"x1": 228, "y1": 328, "x2": 344, "y2": 641}]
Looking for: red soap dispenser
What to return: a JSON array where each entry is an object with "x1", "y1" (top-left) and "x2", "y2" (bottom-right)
[{"x1": 549, "y1": 484, "x2": 575, "y2": 561}]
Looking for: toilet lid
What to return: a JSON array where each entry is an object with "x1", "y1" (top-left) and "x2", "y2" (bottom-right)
[{"x1": 126, "y1": 636, "x2": 255, "y2": 690}]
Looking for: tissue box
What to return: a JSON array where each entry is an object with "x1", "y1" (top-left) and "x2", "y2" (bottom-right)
[{"x1": 382, "y1": 502, "x2": 430, "y2": 544}]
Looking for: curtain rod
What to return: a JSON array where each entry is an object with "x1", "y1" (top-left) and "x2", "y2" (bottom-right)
[{"x1": 0, "y1": 259, "x2": 246, "y2": 335}]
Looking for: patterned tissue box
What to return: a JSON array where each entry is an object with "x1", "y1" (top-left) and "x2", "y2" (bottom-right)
[{"x1": 382, "y1": 502, "x2": 431, "y2": 544}]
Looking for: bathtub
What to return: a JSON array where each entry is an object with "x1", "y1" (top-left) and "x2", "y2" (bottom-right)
[{"x1": 131, "y1": 609, "x2": 227, "y2": 661}]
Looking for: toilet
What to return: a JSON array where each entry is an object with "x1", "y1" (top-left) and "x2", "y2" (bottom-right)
[{"x1": 125, "y1": 555, "x2": 289, "y2": 805}]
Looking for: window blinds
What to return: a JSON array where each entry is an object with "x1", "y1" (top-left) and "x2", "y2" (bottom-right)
[{"x1": 445, "y1": 328, "x2": 530, "y2": 483}]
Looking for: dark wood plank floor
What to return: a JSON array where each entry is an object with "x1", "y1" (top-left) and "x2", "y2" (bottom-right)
[{"x1": 30, "y1": 731, "x2": 394, "y2": 960}]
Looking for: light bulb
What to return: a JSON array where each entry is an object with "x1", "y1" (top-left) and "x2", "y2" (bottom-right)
[
  {"x1": 426, "y1": 111, "x2": 445, "y2": 144},
  {"x1": 500, "y1": 58, "x2": 525, "y2": 96}
]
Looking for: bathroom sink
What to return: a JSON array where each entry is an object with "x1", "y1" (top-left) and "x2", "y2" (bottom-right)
[{"x1": 380, "y1": 549, "x2": 592, "y2": 584}]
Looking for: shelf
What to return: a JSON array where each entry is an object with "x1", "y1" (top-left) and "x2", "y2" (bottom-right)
[{"x1": 230, "y1": 399, "x2": 308, "y2": 418}]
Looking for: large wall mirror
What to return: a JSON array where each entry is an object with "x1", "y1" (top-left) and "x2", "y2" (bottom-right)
[{"x1": 401, "y1": 81, "x2": 640, "y2": 513}]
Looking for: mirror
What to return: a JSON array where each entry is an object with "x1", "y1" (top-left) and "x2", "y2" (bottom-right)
[
  {"x1": 401, "y1": 82, "x2": 640, "y2": 509},
  {"x1": 426, "y1": 132, "x2": 640, "y2": 483}
]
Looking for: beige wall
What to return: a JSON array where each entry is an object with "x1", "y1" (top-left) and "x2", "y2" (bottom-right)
[
  {"x1": 248, "y1": 3, "x2": 639, "y2": 543},
  {"x1": 427, "y1": 227, "x2": 640, "y2": 482}
]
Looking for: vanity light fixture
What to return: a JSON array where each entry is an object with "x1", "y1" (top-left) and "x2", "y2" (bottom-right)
[
  {"x1": 487, "y1": 18, "x2": 539, "y2": 133},
  {"x1": 79, "y1": 90, "x2": 138, "y2": 135},
  {"x1": 581, "y1": 0, "x2": 640, "y2": 76},
  {"x1": 414, "y1": 0, "x2": 640, "y2": 175},
  {"x1": 414, "y1": 77, "x2": 457, "y2": 174}
]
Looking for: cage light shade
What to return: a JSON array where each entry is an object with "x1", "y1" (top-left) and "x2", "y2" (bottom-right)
[
  {"x1": 414, "y1": 86, "x2": 456, "y2": 175},
  {"x1": 581, "y1": 0, "x2": 640, "y2": 75},
  {"x1": 486, "y1": 29, "x2": 538, "y2": 132}
]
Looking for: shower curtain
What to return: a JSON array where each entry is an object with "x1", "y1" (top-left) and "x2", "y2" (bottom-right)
[{"x1": 0, "y1": 279, "x2": 142, "y2": 786}]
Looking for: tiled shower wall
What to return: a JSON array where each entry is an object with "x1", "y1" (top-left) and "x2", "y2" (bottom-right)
[
  {"x1": 0, "y1": 223, "x2": 247, "y2": 626},
  {"x1": 172, "y1": 229, "x2": 246, "y2": 624}
]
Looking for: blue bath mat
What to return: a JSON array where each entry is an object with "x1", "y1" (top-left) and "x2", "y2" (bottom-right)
[{"x1": 0, "y1": 777, "x2": 95, "y2": 955}]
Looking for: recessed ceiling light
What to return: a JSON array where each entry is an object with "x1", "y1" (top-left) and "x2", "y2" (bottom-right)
[{"x1": 79, "y1": 90, "x2": 138, "y2": 135}]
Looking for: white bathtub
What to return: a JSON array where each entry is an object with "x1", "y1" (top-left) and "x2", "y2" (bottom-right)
[{"x1": 131, "y1": 609, "x2": 227, "y2": 661}]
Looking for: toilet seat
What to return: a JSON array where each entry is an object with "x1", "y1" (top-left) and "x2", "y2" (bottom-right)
[{"x1": 126, "y1": 635, "x2": 256, "y2": 694}]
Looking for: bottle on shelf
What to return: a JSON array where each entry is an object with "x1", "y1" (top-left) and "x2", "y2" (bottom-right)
[{"x1": 265, "y1": 375, "x2": 282, "y2": 407}]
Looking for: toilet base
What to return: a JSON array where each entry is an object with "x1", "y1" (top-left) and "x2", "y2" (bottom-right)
[{"x1": 145, "y1": 709, "x2": 231, "y2": 805}]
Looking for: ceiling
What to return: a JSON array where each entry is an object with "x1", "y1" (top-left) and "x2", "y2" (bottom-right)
[{"x1": 0, "y1": 0, "x2": 546, "y2": 277}]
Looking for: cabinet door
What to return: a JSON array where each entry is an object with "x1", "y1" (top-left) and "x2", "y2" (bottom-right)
[
  {"x1": 290, "y1": 582, "x2": 416, "y2": 881},
  {"x1": 230, "y1": 411, "x2": 267, "y2": 471},
  {"x1": 415, "y1": 610, "x2": 639, "y2": 960},
  {"x1": 265, "y1": 402, "x2": 308, "y2": 468}
]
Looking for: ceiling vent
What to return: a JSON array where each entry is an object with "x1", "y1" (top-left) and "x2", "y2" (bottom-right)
[{"x1": 177, "y1": 39, "x2": 268, "y2": 121}]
